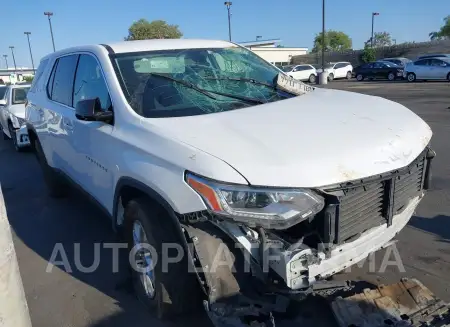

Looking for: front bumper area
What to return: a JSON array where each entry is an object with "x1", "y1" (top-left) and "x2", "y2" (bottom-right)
[
  {"x1": 279, "y1": 194, "x2": 421, "y2": 289},
  {"x1": 15, "y1": 125, "x2": 30, "y2": 148}
]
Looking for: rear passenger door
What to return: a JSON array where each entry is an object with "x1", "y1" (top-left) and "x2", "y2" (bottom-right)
[
  {"x1": 44, "y1": 54, "x2": 79, "y2": 175},
  {"x1": 69, "y1": 54, "x2": 114, "y2": 206}
]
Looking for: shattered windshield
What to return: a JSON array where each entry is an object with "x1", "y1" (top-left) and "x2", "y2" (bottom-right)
[{"x1": 114, "y1": 46, "x2": 297, "y2": 118}]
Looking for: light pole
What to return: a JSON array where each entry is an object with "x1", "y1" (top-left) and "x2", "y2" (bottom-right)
[
  {"x1": 44, "y1": 11, "x2": 56, "y2": 51},
  {"x1": 2, "y1": 55, "x2": 8, "y2": 70},
  {"x1": 9, "y1": 46, "x2": 17, "y2": 72},
  {"x1": 224, "y1": 2, "x2": 232, "y2": 42},
  {"x1": 321, "y1": 0, "x2": 325, "y2": 73},
  {"x1": 24, "y1": 32, "x2": 35, "y2": 73},
  {"x1": 371, "y1": 12, "x2": 380, "y2": 47}
]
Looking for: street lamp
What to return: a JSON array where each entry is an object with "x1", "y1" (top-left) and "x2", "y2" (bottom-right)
[
  {"x1": 2, "y1": 55, "x2": 8, "y2": 70},
  {"x1": 9, "y1": 46, "x2": 17, "y2": 72},
  {"x1": 321, "y1": 0, "x2": 326, "y2": 74},
  {"x1": 371, "y1": 12, "x2": 380, "y2": 47},
  {"x1": 44, "y1": 11, "x2": 56, "y2": 51},
  {"x1": 24, "y1": 32, "x2": 35, "y2": 73},
  {"x1": 224, "y1": 2, "x2": 232, "y2": 42}
]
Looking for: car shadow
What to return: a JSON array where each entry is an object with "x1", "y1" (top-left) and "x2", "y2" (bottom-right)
[{"x1": 408, "y1": 215, "x2": 450, "y2": 242}]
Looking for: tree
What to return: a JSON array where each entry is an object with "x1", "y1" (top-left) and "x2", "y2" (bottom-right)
[
  {"x1": 361, "y1": 45, "x2": 376, "y2": 63},
  {"x1": 311, "y1": 30, "x2": 352, "y2": 53},
  {"x1": 23, "y1": 76, "x2": 33, "y2": 82},
  {"x1": 125, "y1": 19, "x2": 182, "y2": 41},
  {"x1": 372, "y1": 32, "x2": 392, "y2": 47},
  {"x1": 429, "y1": 16, "x2": 450, "y2": 40}
]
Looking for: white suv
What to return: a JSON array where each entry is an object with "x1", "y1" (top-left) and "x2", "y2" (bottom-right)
[
  {"x1": 26, "y1": 39, "x2": 434, "y2": 322},
  {"x1": 317, "y1": 61, "x2": 353, "y2": 81}
]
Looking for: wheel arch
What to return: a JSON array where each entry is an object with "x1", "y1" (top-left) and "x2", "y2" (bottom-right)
[{"x1": 113, "y1": 176, "x2": 181, "y2": 231}]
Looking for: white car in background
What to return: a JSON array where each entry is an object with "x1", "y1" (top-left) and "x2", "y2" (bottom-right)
[
  {"x1": 0, "y1": 84, "x2": 31, "y2": 151},
  {"x1": 316, "y1": 62, "x2": 353, "y2": 81},
  {"x1": 282, "y1": 64, "x2": 317, "y2": 83},
  {"x1": 404, "y1": 57, "x2": 450, "y2": 82}
]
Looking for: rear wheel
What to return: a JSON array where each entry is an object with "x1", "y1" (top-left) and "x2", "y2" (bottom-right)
[
  {"x1": 447, "y1": 73, "x2": 450, "y2": 82},
  {"x1": 124, "y1": 198, "x2": 201, "y2": 319},
  {"x1": 356, "y1": 74, "x2": 364, "y2": 81},
  {"x1": 407, "y1": 73, "x2": 416, "y2": 82},
  {"x1": 346, "y1": 71, "x2": 352, "y2": 79},
  {"x1": 387, "y1": 72, "x2": 395, "y2": 81},
  {"x1": 308, "y1": 74, "x2": 316, "y2": 83},
  {"x1": 327, "y1": 73, "x2": 334, "y2": 82},
  {"x1": 34, "y1": 139, "x2": 68, "y2": 197}
]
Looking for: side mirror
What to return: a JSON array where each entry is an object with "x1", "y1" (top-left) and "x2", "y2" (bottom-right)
[{"x1": 75, "y1": 98, "x2": 113, "y2": 123}]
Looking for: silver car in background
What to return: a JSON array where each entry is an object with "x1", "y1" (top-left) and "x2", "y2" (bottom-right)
[{"x1": 404, "y1": 57, "x2": 450, "y2": 82}]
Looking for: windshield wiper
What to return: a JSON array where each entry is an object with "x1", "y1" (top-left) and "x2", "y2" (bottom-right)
[
  {"x1": 149, "y1": 73, "x2": 265, "y2": 105},
  {"x1": 148, "y1": 73, "x2": 217, "y2": 100},
  {"x1": 205, "y1": 76, "x2": 276, "y2": 90},
  {"x1": 206, "y1": 76, "x2": 297, "y2": 96}
]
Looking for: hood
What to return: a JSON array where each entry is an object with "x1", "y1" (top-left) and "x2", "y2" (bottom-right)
[
  {"x1": 8, "y1": 104, "x2": 26, "y2": 119},
  {"x1": 148, "y1": 88, "x2": 432, "y2": 188}
]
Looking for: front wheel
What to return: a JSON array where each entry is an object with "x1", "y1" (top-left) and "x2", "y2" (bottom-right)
[
  {"x1": 308, "y1": 74, "x2": 316, "y2": 84},
  {"x1": 356, "y1": 74, "x2": 364, "y2": 81},
  {"x1": 447, "y1": 73, "x2": 450, "y2": 82},
  {"x1": 0, "y1": 123, "x2": 8, "y2": 140},
  {"x1": 346, "y1": 71, "x2": 352, "y2": 79},
  {"x1": 327, "y1": 73, "x2": 334, "y2": 82},
  {"x1": 387, "y1": 72, "x2": 395, "y2": 81},
  {"x1": 407, "y1": 73, "x2": 416, "y2": 82},
  {"x1": 125, "y1": 198, "x2": 200, "y2": 319}
]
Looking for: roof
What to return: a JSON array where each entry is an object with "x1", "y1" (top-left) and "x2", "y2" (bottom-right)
[
  {"x1": 107, "y1": 39, "x2": 235, "y2": 53},
  {"x1": 238, "y1": 38, "x2": 281, "y2": 47}
]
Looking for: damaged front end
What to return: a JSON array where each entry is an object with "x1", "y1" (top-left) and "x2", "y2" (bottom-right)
[{"x1": 181, "y1": 147, "x2": 435, "y2": 326}]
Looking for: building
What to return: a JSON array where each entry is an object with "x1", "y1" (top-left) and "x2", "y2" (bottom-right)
[
  {"x1": 238, "y1": 39, "x2": 308, "y2": 67},
  {"x1": 0, "y1": 68, "x2": 34, "y2": 84}
]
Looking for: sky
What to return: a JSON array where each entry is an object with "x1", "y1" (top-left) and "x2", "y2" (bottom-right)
[{"x1": 2, "y1": 0, "x2": 449, "y2": 69}]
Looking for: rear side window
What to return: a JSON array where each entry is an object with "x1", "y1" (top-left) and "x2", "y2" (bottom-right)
[
  {"x1": 47, "y1": 54, "x2": 79, "y2": 107},
  {"x1": 29, "y1": 59, "x2": 49, "y2": 93}
]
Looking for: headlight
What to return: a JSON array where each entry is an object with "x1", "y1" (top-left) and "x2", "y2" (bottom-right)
[{"x1": 186, "y1": 173, "x2": 325, "y2": 229}]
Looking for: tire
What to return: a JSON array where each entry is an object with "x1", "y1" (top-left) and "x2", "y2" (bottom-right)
[
  {"x1": 327, "y1": 73, "x2": 334, "y2": 82},
  {"x1": 8, "y1": 123, "x2": 24, "y2": 152},
  {"x1": 346, "y1": 71, "x2": 352, "y2": 80},
  {"x1": 407, "y1": 73, "x2": 416, "y2": 82},
  {"x1": 124, "y1": 198, "x2": 200, "y2": 319},
  {"x1": 308, "y1": 74, "x2": 316, "y2": 83},
  {"x1": 447, "y1": 73, "x2": 450, "y2": 82},
  {"x1": 0, "y1": 123, "x2": 8, "y2": 140},
  {"x1": 34, "y1": 138, "x2": 68, "y2": 197},
  {"x1": 356, "y1": 74, "x2": 364, "y2": 81},
  {"x1": 387, "y1": 72, "x2": 395, "y2": 81}
]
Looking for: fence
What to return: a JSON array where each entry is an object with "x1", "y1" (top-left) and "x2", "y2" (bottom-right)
[{"x1": 291, "y1": 39, "x2": 450, "y2": 66}]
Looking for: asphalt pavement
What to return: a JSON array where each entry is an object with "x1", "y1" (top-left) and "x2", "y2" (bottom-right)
[{"x1": 1, "y1": 80, "x2": 449, "y2": 327}]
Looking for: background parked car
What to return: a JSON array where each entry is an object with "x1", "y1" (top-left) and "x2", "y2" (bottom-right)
[
  {"x1": 354, "y1": 61, "x2": 404, "y2": 81},
  {"x1": 282, "y1": 64, "x2": 317, "y2": 83},
  {"x1": 404, "y1": 57, "x2": 450, "y2": 82},
  {"x1": 378, "y1": 57, "x2": 412, "y2": 68},
  {"x1": 417, "y1": 54, "x2": 450, "y2": 60},
  {"x1": 316, "y1": 62, "x2": 353, "y2": 81},
  {"x1": 0, "y1": 84, "x2": 31, "y2": 151}
]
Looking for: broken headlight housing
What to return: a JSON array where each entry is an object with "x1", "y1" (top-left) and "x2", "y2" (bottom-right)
[{"x1": 186, "y1": 173, "x2": 325, "y2": 229}]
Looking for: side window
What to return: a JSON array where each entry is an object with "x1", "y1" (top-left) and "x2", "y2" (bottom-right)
[
  {"x1": 73, "y1": 54, "x2": 111, "y2": 111},
  {"x1": 414, "y1": 59, "x2": 428, "y2": 66},
  {"x1": 430, "y1": 59, "x2": 446, "y2": 67},
  {"x1": 294, "y1": 66, "x2": 306, "y2": 71},
  {"x1": 335, "y1": 63, "x2": 344, "y2": 69},
  {"x1": 29, "y1": 59, "x2": 49, "y2": 93},
  {"x1": 47, "y1": 60, "x2": 58, "y2": 97},
  {"x1": 51, "y1": 54, "x2": 79, "y2": 106}
]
